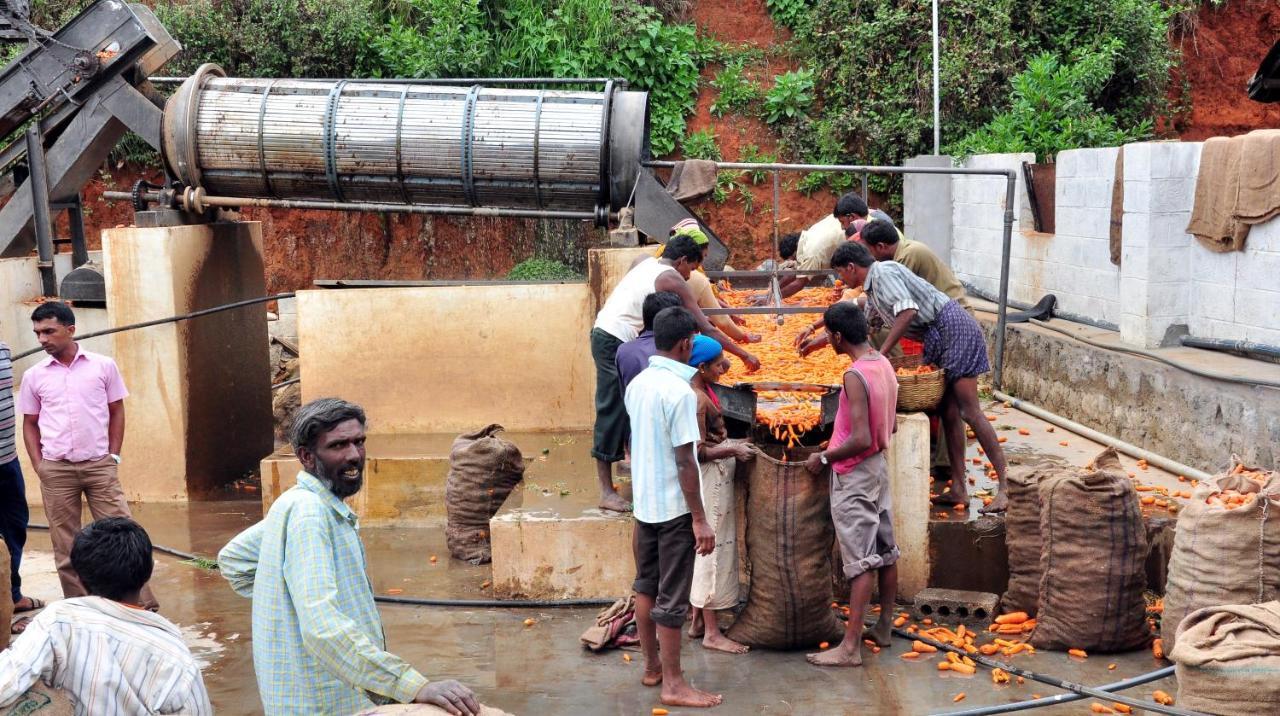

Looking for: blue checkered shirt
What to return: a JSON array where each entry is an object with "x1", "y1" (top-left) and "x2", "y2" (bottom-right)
[{"x1": 218, "y1": 471, "x2": 427, "y2": 715}]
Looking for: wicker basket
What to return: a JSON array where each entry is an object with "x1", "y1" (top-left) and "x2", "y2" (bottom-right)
[{"x1": 890, "y1": 353, "x2": 945, "y2": 412}]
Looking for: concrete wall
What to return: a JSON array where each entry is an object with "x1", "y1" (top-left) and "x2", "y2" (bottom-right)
[
  {"x1": 298, "y1": 282, "x2": 596, "y2": 434},
  {"x1": 101, "y1": 222, "x2": 272, "y2": 500},
  {"x1": 904, "y1": 155, "x2": 956, "y2": 265},
  {"x1": 913, "y1": 142, "x2": 1280, "y2": 348},
  {"x1": 0, "y1": 254, "x2": 112, "y2": 379}
]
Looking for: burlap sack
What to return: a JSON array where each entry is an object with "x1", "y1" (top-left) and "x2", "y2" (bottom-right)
[
  {"x1": 726, "y1": 446, "x2": 843, "y2": 649},
  {"x1": 1162, "y1": 465, "x2": 1280, "y2": 654},
  {"x1": 1031, "y1": 448, "x2": 1150, "y2": 652},
  {"x1": 445, "y1": 425, "x2": 525, "y2": 564},
  {"x1": 1001, "y1": 462, "x2": 1056, "y2": 617},
  {"x1": 1171, "y1": 601, "x2": 1280, "y2": 715},
  {"x1": 0, "y1": 685, "x2": 74, "y2": 716}
]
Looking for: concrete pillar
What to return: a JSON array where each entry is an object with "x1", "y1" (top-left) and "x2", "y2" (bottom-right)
[
  {"x1": 586, "y1": 246, "x2": 652, "y2": 315},
  {"x1": 1119, "y1": 141, "x2": 1202, "y2": 348},
  {"x1": 904, "y1": 155, "x2": 956, "y2": 264},
  {"x1": 890, "y1": 412, "x2": 931, "y2": 600},
  {"x1": 100, "y1": 222, "x2": 272, "y2": 501}
]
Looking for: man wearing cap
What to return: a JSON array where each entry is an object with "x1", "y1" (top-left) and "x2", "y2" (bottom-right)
[{"x1": 591, "y1": 235, "x2": 760, "y2": 513}]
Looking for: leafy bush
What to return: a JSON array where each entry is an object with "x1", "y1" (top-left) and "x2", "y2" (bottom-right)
[
  {"x1": 737, "y1": 143, "x2": 776, "y2": 184},
  {"x1": 156, "y1": 0, "x2": 381, "y2": 78},
  {"x1": 763, "y1": 69, "x2": 815, "y2": 124},
  {"x1": 507, "y1": 258, "x2": 582, "y2": 281},
  {"x1": 682, "y1": 128, "x2": 721, "y2": 160},
  {"x1": 710, "y1": 62, "x2": 762, "y2": 116},
  {"x1": 766, "y1": 0, "x2": 813, "y2": 30},
  {"x1": 949, "y1": 48, "x2": 1152, "y2": 161},
  {"x1": 371, "y1": 0, "x2": 492, "y2": 78}
]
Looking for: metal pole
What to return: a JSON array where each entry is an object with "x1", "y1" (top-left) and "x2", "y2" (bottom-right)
[
  {"x1": 67, "y1": 194, "x2": 89, "y2": 269},
  {"x1": 993, "y1": 171, "x2": 1015, "y2": 390},
  {"x1": 932, "y1": 0, "x2": 940, "y2": 154},
  {"x1": 103, "y1": 191, "x2": 601, "y2": 221},
  {"x1": 26, "y1": 125, "x2": 56, "y2": 297},
  {"x1": 861, "y1": 172, "x2": 869, "y2": 198}
]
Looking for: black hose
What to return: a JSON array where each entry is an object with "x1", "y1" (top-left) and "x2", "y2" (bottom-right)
[
  {"x1": 939, "y1": 666, "x2": 1175, "y2": 716},
  {"x1": 12, "y1": 293, "x2": 297, "y2": 362},
  {"x1": 899, "y1": 629, "x2": 1200, "y2": 716},
  {"x1": 25, "y1": 523, "x2": 609, "y2": 609}
]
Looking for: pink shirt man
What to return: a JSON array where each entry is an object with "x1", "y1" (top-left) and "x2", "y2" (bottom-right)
[{"x1": 17, "y1": 350, "x2": 128, "y2": 463}]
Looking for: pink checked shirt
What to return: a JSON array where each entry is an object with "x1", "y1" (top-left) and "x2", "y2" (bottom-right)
[{"x1": 17, "y1": 347, "x2": 129, "y2": 463}]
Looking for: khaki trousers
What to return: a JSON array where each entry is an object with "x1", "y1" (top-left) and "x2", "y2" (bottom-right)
[{"x1": 36, "y1": 457, "x2": 158, "y2": 609}]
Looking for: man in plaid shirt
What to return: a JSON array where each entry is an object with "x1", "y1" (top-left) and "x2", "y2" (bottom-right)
[{"x1": 219, "y1": 398, "x2": 478, "y2": 715}]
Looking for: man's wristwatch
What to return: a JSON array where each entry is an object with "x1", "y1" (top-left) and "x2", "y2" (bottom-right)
[
  {"x1": 110, "y1": 454, "x2": 121, "y2": 465},
  {"x1": 818, "y1": 452, "x2": 829, "y2": 466}
]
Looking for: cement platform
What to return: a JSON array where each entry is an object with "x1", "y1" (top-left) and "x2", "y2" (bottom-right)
[{"x1": 13, "y1": 493, "x2": 1181, "y2": 715}]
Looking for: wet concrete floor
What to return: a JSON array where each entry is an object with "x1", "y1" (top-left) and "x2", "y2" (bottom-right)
[{"x1": 17, "y1": 405, "x2": 1183, "y2": 714}]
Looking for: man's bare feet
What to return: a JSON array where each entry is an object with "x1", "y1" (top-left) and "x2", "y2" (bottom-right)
[
  {"x1": 979, "y1": 492, "x2": 1009, "y2": 514},
  {"x1": 806, "y1": 643, "x2": 863, "y2": 667},
  {"x1": 661, "y1": 681, "x2": 723, "y2": 708},
  {"x1": 688, "y1": 612, "x2": 705, "y2": 640},
  {"x1": 702, "y1": 630, "x2": 750, "y2": 654},
  {"x1": 599, "y1": 492, "x2": 632, "y2": 513},
  {"x1": 863, "y1": 619, "x2": 892, "y2": 647},
  {"x1": 642, "y1": 669, "x2": 663, "y2": 687},
  {"x1": 930, "y1": 486, "x2": 967, "y2": 507}
]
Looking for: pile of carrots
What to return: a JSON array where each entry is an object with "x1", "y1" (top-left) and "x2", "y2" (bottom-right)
[
  {"x1": 896, "y1": 364, "x2": 937, "y2": 377},
  {"x1": 719, "y1": 287, "x2": 847, "y2": 438}
]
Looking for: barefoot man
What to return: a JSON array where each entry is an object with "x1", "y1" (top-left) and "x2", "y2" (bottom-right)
[
  {"x1": 591, "y1": 235, "x2": 759, "y2": 512},
  {"x1": 624, "y1": 307, "x2": 722, "y2": 708},
  {"x1": 804, "y1": 302, "x2": 900, "y2": 667}
]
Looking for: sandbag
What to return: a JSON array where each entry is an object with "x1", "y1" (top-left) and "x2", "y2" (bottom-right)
[
  {"x1": 1162, "y1": 462, "x2": 1280, "y2": 654},
  {"x1": 726, "y1": 446, "x2": 843, "y2": 649},
  {"x1": 1001, "y1": 462, "x2": 1056, "y2": 617},
  {"x1": 445, "y1": 425, "x2": 525, "y2": 564},
  {"x1": 1031, "y1": 448, "x2": 1150, "y2": 652},
  {"x1": 1171, "y1": 601, "x2": 1280, "y2": 715}
]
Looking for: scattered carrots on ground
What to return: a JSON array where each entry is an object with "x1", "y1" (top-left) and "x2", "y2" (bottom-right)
[
  {"x1": 623, "y1": 653, "x2": 632, "y2": 662},
  {"x1": 386, "y1": 588, "x2": 403, "y2": 595},
  {"x1": 1153, "y1": 690, "x2": 1174, "y2": 705},
  {"x1": 953, "y1": 693, "x2": 966, "y2": 702},
  {"x1": 1068, "y1": 649, "x2": 1088, "y2": 658},
  {"x1": 652, "y1": 709, "x2": 669, "y2": 715},
  {"x1": 1090, "y1": 703, "x2": 1114, "y2": 714},
  {"x1": 523, "y1": 618, "x2": 536, "y2": 627},
  {"x1": 1152, "y1": 638, "x2": 1164, "y2": 659},
  {"x1": 1113, "y1": 704, "x2": 1132, "y2": 714},
  {"x1": 995, "y1": 612, "x2": 1029, "y2": 625}
]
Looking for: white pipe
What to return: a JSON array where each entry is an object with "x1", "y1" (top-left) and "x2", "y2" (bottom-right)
[
  {"x1": 932, "y1": 0, "x2": 940, "y2": 154},
  {"x1": 992, "y1": 390, "x2": 1213, "y2": 482}
]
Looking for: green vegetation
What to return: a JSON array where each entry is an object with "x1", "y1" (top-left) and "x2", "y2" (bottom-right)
[
  {"x1": 765, "y1": 0, "x2": 812, "y2": 30},
  {"x1": 681, "y1": 128, "x2": 722, "y2": 160},
  {"x1": 762, "y1": 69, "x2": 814, "y2": 125},
  {"x1": 786, "y1": 0, "x2": 1189, "y2": 200},
  {"x1": 710, "y1": 62, "x2": 763, "y2": 117},
  {"x1": 506, "y1": 258, "x2": 582, "y2": 280},
  {"x1": 154, "y1": 0, "x2": 704, "y2": 155},
  {"x1": 950, "y1": 49, "x2": 1152, "y2": 161}
]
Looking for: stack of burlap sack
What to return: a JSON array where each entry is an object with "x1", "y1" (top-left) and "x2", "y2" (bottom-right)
[
  {"x1": 1001, "y1": 448, "x2": 1151, "y2": 652},
  {"x1": 1162, "y1": 460, "x2": 1280, "y2": 714}
]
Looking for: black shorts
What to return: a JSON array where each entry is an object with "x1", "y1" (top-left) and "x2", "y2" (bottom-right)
[
  {"x1": 590, "y1": 328, "x2": 628, "y2": 463},
  {"x1": 632, "y1": 513, "x2": 696, "y2": 628}
]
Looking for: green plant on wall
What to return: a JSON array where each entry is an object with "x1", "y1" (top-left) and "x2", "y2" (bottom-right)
[
  {"x1": 948, "y1": 47, "x2": 1152, "y2": 161},
  {"x1": 507, "y1": 257, "x2": 581, "y2": 280},
  {"x1": 763, "y1": 69, "x2": 815, "y2": 125}
]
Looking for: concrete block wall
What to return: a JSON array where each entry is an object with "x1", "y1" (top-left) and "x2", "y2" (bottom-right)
[
  {"x1": 949, "y1": 152, "x2": 1034, "y2": 302},
  {"x1": 907, "y1": 141, "x2": 1280, "y2": 349},
  {"x1": 0, "y1": 254, "x2": 112, "y2": 380}
]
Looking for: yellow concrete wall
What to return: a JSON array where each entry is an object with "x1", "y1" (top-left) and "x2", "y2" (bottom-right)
[
  {"x1": 298, "y1": 283, "x2": 596, "y2": 434},
  {"x1": 93, "y1": 222, "x2": 273, "y2": 501}
]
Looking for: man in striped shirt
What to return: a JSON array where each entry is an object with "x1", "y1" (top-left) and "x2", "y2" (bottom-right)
[
  {"x1": 0, "y1": 340, "x2": 33, "y2": 621},
  {"x1": 219, "y1": 398, "x2": 479, "y2": 716},
  {"x1": 0, "y1": 517, "x2": 211, "y2": 715}
]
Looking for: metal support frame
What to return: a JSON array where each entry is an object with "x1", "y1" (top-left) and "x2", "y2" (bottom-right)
[
  {"x1": 25, "y1": 124, "x2": 55, "y2": 296},
  {"x1": 66, "y1": 194, "x2": 87, "y2": 268},
  {"x1": 646, "y1": 159, "x2": 1018, "y2": 389}
]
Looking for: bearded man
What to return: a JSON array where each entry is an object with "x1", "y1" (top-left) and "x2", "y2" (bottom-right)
[{"x1": 219, "y1": 398, "x2": 478, "y2": 716}]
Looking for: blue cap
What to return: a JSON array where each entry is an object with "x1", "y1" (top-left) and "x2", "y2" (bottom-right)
[{"x1": 688, "y1": 334, "x2": 724, "y2": 367}]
